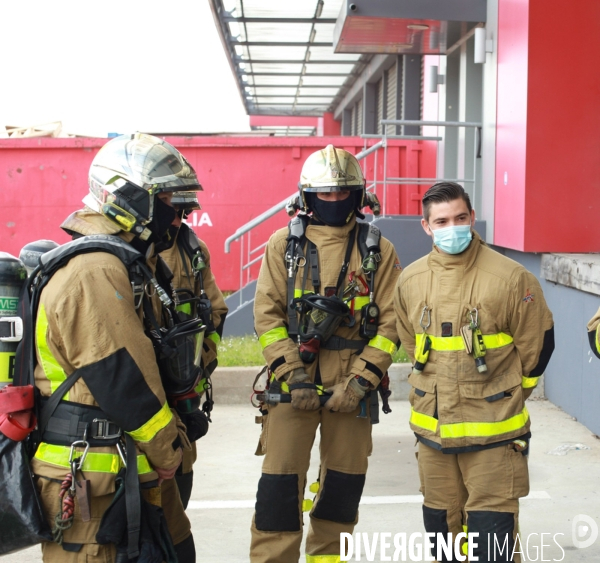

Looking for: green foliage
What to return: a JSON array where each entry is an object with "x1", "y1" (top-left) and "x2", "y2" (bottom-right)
[
  {"x1": 218, "y1": 335, "x2": 411, "y2": 366},
  {"x1": 218, "y1": 335, "x2": 264, "y2": 367},
  {"x1": 392, "y1": 344, "x2": 410, "y2": 363}
]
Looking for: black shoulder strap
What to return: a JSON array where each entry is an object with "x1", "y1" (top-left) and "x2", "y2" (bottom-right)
[
  {"x1": 357, "y1": 222, "x2": 381, "y2": 259},
  {"x1": 286, "y1": 214, "x2": 310, "y2": 338},
  {"x1": 38, "y1": 370, "x2": 85, "y2": 437}
]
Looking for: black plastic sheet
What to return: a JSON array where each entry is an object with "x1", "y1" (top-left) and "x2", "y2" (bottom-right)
[{"x1": 0, "y1": 433, "x2": 52, "y2": 555}]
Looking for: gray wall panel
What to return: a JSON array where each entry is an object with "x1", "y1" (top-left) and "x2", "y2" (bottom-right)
[{"x1": 503, "y1": 250, "x2": 600, "y2": 436}]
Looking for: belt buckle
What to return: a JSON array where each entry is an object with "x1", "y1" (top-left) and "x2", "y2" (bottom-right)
[{"x1": 92, "y1": 418, "x2": 122, "y2": 440}]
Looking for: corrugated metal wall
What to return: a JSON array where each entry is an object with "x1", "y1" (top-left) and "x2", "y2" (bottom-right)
[
  {"x1": 351, "y1": 105, "x2": 356, "y2": 135},
  {"x1": 386, "y1": 63, "x2": 397, "y2": 136},
  {"x1": 356, "y1": 99, "x2": 363, "y2": 135},
  {"x1": 377, "y1": 76, "x2": 384, "y2": 135}
]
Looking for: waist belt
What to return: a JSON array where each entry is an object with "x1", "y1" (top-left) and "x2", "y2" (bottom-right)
[
  {"x1": 321, "y1": 335, "x2": 365, "y2": 351},
  {"x1": 40, "y1": 397, "x2": 122, "y2": 447}
]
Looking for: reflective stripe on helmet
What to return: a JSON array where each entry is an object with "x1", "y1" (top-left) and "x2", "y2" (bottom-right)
[
  {"x1": 35, "y1": 442, "x2": 153, "y2": 474},
  {"x1": 126, "y1": 401, "x2": 173, "y2": 443},
  {"x1": 259, "y1": 327, "x2": 289, "y2": 350},
  {"x1": 36, "y1": 304, "x2": 69, "y2": 397},
  {"x1": 415, "y1": 331, "x2": 514, "y2": 352},
  {"x1": 368, "y1": 335, "x2": 397, "y2": 356}
]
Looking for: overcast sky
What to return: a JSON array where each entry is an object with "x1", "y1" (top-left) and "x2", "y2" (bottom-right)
[{"x1": 0, "y1": 0, "x2": 251, "y2": 137}]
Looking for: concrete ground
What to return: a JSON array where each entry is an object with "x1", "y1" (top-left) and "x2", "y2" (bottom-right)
[{"x1": 9, "y1": 394, "x2": 600, "y2": 562}]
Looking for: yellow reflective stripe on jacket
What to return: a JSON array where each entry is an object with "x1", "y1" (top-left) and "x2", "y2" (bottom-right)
[
  {"x1": 259, "y1": 327, "x2": 289, "y2": 349},
  {"x1": 206, "y1": 332, "x2": 221, "y2": 345},
  {"x1": 0, "y1": 352, "x2": 13, "y2": 383},
  {"x1": 305, "y1": 555, "x2": 341, "y2": 563},
  {"x1": 368, "y1": 335, "x2": 397, "y2": 356},
  {"x1": 35, "y1": 443, "x2": 153, "y2": 474},
  {"x1": 126, "y1": 402, "x2": 173, "y2": 443},
  {"x1": 415, "y1": 331, "x2": 514, "y2": 352},
  {"x1": 522, "y1": 376, "x2": 539, "y2": 389},
  {"x1": 410, "y1": 407, "x2": 439, "y2": 433},
  {"x1": 596, "y1": 326, "x2": 600, "y2": 354},
  {"x1": 36, "y1": 304, "x2": 69, "y2": 398},
  {"x1": 440, "y1": 406, "x2": 529, "y2": 439}
]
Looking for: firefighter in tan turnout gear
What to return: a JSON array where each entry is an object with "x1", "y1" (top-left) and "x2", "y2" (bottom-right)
[
  {"x1": 588, "y1": 306, "x2": 600, "y2": 359},
  {"x1": 250, "y1": 145, "x2": 401, "y2": 563},
  {"x1": 394, "y1": 182, "x2": 555, "y2": 562},
  {"x1": 160, "y1": 190, "x2": 228, "y2": 509},
  {"x1": 31, "y1": 134, "x2": 202, "y2": 562}
]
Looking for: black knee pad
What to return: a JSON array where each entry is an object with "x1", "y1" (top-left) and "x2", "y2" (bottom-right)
[
  {"x1": 175, "y1": 470, "x2": 194, "y2": 510},
  {"x1": 423, "y1": 505, "x2": 460, "y2": 563},
  {"x1": 174, "y1": 534, "x2": 196, "y2": 563},
  {"x1": 312, "y1": 469, "x2": 365, "y2": 524},
  {"x1": 467, "y1": 511, "x2": 515, "y2": 562},
  {"x1": 255, "y1": 473, "x2": 300, "y2": 532}
]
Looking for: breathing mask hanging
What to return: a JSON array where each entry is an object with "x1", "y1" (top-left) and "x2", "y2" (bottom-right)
[{"x1": 294, "y1": 294, "x2": 353, "y2": 363}]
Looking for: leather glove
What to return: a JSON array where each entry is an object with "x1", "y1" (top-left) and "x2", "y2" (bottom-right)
[
  {"x1": 285, "y1": 368, "x2": 321, "y2": 411},
  {"x1": 324, "y1": 375, "x2": 371, "y2": 413}
]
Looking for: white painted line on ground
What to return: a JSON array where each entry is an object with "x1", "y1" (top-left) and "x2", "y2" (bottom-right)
[{"x1": 187, "y1": 491, "x2": 550, "y2": 510}]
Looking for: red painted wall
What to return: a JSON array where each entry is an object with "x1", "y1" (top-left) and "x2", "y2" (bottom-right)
[
  {"x1": 495, "y1": 0, "x2": 600, "y2": 252},
  {"x1": 0, "y1": 136, "x2": 435, "y2": 290}
]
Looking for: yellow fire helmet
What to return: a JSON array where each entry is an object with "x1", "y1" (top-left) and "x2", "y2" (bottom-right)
[
  {"x1": 83, "y1": 133, "x2": 202, "y2": 239},
  {"x1": 298, "y1": 145, "x2": 365, "y2": 211}
]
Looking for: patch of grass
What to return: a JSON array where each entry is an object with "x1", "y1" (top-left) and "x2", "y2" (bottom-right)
[
  {"x1": 392, "y1": 344, "x2": 410, "y2": 363},
  {"x1": 218, "y1": 335, "x2": 411, "y2": 366},
  {"x1": 218, "y1": 335, "x2": 264, "y2": 367}
]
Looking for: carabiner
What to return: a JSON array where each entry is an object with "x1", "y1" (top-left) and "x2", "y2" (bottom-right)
[
  {"x1": 468, "y1": 307, "x2": 479, "y2": 329},
  {"x1": 419, "y1": 306, "x2": 431, "y2": 331},
  {"x1": 68, "y1": 440, "x2": 90, "y2": 470}
]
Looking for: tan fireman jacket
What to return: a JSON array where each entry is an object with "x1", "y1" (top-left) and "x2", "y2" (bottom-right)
[
  {"x1": 588, "y1": 306, "x2": 600, "y2": 358},
  {"x1": 160, "y1": 226, "x2": 228, "y2": 371},
  {"x1": 254, "y1": 216, "x2": 401, "y2": 389},
  {"x1": 32, "y1": 210, "x2": 183, "y2": 504},
  {"x1": 394, "y1": 230, "x2": 554, "y2": 452}
]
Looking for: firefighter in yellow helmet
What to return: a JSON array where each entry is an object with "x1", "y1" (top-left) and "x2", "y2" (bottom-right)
[
  {"x1": 250, "y1": 145, "x2": 402, "y2": 563},
  {"x1": 32, "y1": 133, "x2": 201, "y2": 562},
  {"x1": 588, "y1": 306, "x2": 600, "y2": 359},
  {"x1": 393, "y1": 182, "x2": 555, "y2": 562},
  {"x1": 159, "y1": 189, "x2": 228, "y2": 509}
]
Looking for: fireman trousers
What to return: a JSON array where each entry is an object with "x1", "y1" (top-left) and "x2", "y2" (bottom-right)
[
  {"x1": 250, "y1": 402, "x2": 372, "y2": 563},
  {"x1": 418, "y1": 441, "x2": 530, "y2": 563}
]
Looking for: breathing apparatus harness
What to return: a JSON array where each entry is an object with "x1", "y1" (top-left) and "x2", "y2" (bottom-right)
[
  {"x1": 12, "y1": 234, "x2": 205, "y2": 557},
  {"x1": 285, "y1": 214, "x2": 383, "y2": 358},
  {"x1": 167, "y1": 222, "x2": 224, "y2": 437}
]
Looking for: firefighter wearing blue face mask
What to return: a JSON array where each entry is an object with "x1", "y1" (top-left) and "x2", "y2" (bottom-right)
[{"x1": 394, "y1": 182, "x2": 555, "y2": 562}]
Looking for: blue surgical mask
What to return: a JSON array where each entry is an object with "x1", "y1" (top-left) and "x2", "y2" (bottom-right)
[{"x1": 431, "y1": 224, "x2": 473, "y2": 254}]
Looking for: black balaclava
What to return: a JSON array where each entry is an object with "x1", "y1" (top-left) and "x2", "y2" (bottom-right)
[
  {"x1": 306, "y1": 191, "x2": 362, "y2": 226},
  {"x1": 147, "y1": 195, "x2": 177, "y2": 253}
]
